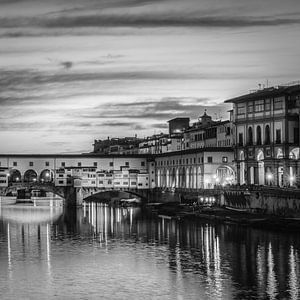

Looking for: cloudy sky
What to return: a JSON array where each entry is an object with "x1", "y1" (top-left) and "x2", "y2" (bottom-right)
[{"x1": 0, "y1": 0, "x2": 300, "y2": 153}]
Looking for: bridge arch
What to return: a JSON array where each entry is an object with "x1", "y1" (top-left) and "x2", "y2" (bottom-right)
[
  {"x1": 83, "y1": 189, "x2": 148, "y2": 203},
  {"x1": 24, "y1": 169, "x2": 38, "y2": 183}
]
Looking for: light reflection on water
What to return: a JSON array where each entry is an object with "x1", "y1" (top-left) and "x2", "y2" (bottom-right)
[{"x1": 0, "y1": 202, "x2": 300, "y2": 300}]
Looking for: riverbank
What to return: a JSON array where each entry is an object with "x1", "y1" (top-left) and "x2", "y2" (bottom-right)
[{"x1": 148, "y1": 202, "x2": 300, "y2": 232}]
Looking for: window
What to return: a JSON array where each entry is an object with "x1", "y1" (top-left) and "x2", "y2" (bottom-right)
[
  {"x1": 109, "y1": 162, "x2": 113, "y2": 167},
  {"x1": 274, "y1": 97, "x2": 283, "y2": 110},
  {"x1": 222, "y1": 157, "x2": 228, "y2": 163},
  {"x1": 29, "y1": 162, "x2": 33, "y2": 166},
  {"x1": 45, "y1": 161, "x2": 49, "y2": 167},
  {"x1": 248, "y1": 101, "x2": 254, "y2": 113},
  {"x1": 265, "y1": 125, "x2": 271, "y2": 145},
  {"x1": 238, "y1": 133, "x2": 243, "y2": 146},
  {"x1": 131, "y1": 182, "x2": 136, "y2": 185},
  {"x1": 125, "y1": 162, "x2": 129, "y2": 166},
  {"x1": 255, "y1": 100, "x2": 264, "y2": 112},
  {"x1": 93, "y1": 162, "x2": 97, "y2": 167},
  {"x1": 265, "y1": 99, "x2": 271, "y2": 111},
  {"x1": 256, "y1": 126, "x2": 262, "y2": 145},
  {"x1": 141, "y1": 161, "x2": 145, "y2": 167},
  {"x1": 237, "y1": 103, "x2": 245, "y2": 115},
  {"x1": 248, "y1": 127, "x2": 253, "y2": 145},
  {"x1": 61, "y1": 162, "x2": 65, "y2": 167},
  {"x1": 207, "y1": 157, "x2": 213, "y2": 163},
  {"x1": 276, "y1": 129, "x2": 281, "y2": 144},
  {"x1": 59, "y1": 174, "x2": 64, "y2": 178},
  {"x1": 59, "y1": 180, "x2": 64, "y2": 184},
  {"x1": 78, "y1": 162, "x2": 81, "y2": 167},
  {"x1": 13, "y1": 162, "x2": 17, "y2": 166}
]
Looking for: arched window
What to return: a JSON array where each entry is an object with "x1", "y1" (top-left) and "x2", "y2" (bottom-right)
[
  {"x1": 24, "y1": 169, "x2": 38, "y2": 183},
  {"x1": 248, "y1": 127, "x2": 253, "y2": 145},
  {"x1": 265, "y1": 125, "x2": 270, "y2": 145},
  {"x1": 256, "y1": 126, "x2": 262, "y2": 145}
]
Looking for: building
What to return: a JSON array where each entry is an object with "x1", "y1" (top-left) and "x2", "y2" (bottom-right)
[
  {"x1": 155, "y1": 148, "x2": 235, "y2": 189},
  {"x1": 225, "y1": 84, "x2": 300, "y2": 187},
  {"x1": 183, "y1": 111, "x2": 233, "y2": 150},
  {"x1": 0, "y1": 154, "x2": 154, "y2": 190},
  {"x1": 93, "y1": 136, "x2": 141, "y2": 154}
]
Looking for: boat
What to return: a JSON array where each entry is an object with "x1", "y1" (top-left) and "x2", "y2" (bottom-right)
[{"x1": 224, "y1": 206, "x2": 249, "y2": 213}]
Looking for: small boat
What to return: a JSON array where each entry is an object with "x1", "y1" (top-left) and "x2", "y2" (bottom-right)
[{"x1": 225, "y1": 206, "x2": 248, "y2": 213}]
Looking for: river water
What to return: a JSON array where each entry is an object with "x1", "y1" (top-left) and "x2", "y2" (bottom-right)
[{"x1": 0, "y1": 202, "x2": 300, "y2": 300}]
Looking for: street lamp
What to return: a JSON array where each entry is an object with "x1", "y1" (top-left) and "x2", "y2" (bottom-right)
[
  {"x1": 266, "y1": 173, "x2": 273, "y2": 185},
  {"x1": 289, "y1": 175, "x2": 295, "y2": 186}
]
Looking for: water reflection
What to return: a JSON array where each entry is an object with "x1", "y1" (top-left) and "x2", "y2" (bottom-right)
[{"x1": 0, "y1": 202, "x2": 300, "y2": 300}]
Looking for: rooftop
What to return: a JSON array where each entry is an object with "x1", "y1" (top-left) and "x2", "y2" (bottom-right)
[{"x1": 224, "y1": 84, "x2": 300, "y2": 104}]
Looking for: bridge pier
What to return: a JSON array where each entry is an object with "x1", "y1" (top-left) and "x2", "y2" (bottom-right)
[
  {"x1": 64, "y1": 187, "x2": 83, "y2": 207},
  {"x1": 75, "y1": 188, "x2": 83, "y2": 206}
]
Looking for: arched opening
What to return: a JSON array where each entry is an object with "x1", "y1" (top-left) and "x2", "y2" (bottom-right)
[
  {"x1": 8, "y1": 169, "x2": 21, "y2": 183},
  {"x1": 197, "y1": 166, "x2": 202, "y2": 189},
  {"x1": 256, "y1": 126, "x2": 262, "y2": 145},
  {"x1": 239, "y1": 151, "x2": 245, "y2": 185},
  {"x1": 289, "y1": 148, "x2": 299, "y2": 186},
  {"x1": 161, "y1": 169, "x2": 166, "y2": 187},
  {"x1": 289, "y1": 148, "x2": 299, "y2": 160},
  {"x1": 24, "y1": 169, "x2": 38, "y2": 183},
  {"x1": 265, "y1": 125, "x2": 271, "y2": 145},
  {"x1": 171, "y1": 168, "x2": 176, "y2": 188},
  {"x1": 265, "y1": 166, "x2": 273, "y2": 185},
  {"x1": 216, "y1": 166, "x2": 235, "y2": 186},
  {"x1": 257, "y1": 150, "x2": 264, "y2": 185},
  {"x1": 175, "y1": 168, "x2": 179, "y2": 188},
  {"x1": 248, "y1": 127, "x2": 253, "y2": 145},
  {"x1": 166, "y1": 169, "x2": 170, "y2": 187},
  {"x1": 40, "y1": 169, "x2": 53, "y2": 183},
  {"x1": 181, "y1": 167, "x2": 186, "y2": 188},
  {"x1": 185, "y1": 167, "x2": 190, "y2": 188}
]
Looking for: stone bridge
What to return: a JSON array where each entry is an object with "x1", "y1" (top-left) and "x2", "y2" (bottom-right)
[{"x1": 2, "y1": 182, "x2": 152, "y2": 206}]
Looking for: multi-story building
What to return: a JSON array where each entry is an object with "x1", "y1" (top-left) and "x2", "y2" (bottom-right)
[
  {"x1": 225, "y1": 84, "x2": 300, "y2": 187},
  {"x1": 184, "y1": 111, "x2": 233, "y2": 150}
]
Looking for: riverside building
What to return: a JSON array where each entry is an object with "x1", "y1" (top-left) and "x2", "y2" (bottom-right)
[{"x1": 225, "y1": 83, "x2": 300, "y2": 187}]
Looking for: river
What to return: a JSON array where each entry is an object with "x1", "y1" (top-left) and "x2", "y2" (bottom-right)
[{"x1": 0, "y1": 202, "x2": 299, "y2": 299}]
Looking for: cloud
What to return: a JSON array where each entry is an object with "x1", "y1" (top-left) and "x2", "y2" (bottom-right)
[
  {"x1": 79, "y1": 97, "x2": 230, "y2": 122},
  {"x1": 40, "y1": 14, "x2": 300, "y2": 29}
]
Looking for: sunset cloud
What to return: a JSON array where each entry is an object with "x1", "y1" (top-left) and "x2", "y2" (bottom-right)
[{"x1": 0, "y1": 0, "x2": 299, "y2": 153}]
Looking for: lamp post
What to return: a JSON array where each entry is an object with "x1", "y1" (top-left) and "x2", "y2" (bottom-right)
[{"x1": 266, "y1": 173, "x2": 273, "y2": 185}]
